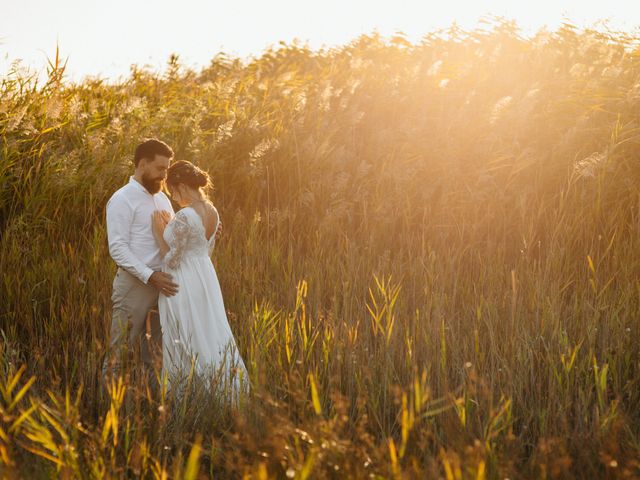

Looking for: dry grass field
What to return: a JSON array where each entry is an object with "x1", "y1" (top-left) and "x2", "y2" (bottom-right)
[{"x1": 1, "y1": 20, "x2": 640, "y2": 478}]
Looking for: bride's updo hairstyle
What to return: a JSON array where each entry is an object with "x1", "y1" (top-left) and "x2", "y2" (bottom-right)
[{"x1": 166, "y1": 160, "x2": 212, "y2": 193}]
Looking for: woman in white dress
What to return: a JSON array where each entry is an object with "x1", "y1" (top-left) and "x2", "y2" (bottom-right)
[{"x1": 151, "y1": 160, "x2": 248, "y2": 401}]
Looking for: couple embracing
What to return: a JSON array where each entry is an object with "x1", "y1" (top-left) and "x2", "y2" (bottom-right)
[{"x1": 102, "y1": 138, "x2": 248, "y2": 400}]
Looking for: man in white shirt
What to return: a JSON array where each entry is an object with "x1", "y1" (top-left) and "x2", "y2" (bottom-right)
[{"x1": 103, "y1": 138, "x2": 179, "y2": 381}]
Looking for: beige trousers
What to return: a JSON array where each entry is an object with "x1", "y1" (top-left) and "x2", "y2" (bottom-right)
[{"x1": 102, "y1": 267, "x2": 162, "y2": 379}]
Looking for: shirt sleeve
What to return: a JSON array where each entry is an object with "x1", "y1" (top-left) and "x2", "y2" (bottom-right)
[
  {"x1": 164, "y1": 210, "x2": 191, "y2": 271},
  {"x1": 106, "y1": 193, "x2": 155, "y2": 284}
]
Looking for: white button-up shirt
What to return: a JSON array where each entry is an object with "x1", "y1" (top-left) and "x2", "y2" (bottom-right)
[{"x1": 106, "y1": 176, "x2": 174, "y2": 284}]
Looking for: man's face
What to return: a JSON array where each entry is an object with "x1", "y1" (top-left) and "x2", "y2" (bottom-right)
[{"x1": 139, "y1": 155, "x2": 170, "y2": 194}]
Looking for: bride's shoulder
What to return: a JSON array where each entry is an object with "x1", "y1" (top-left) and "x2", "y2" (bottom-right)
[
  {"x1": 173, "y1": 207, "x2": 194, "y2": 223},
  {"x1": 199, "y1": 200, "x2": 217, "y2": 215}
]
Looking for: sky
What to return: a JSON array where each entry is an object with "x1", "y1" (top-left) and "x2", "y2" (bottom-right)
[{"x1": 2, "y1": 0, "x2": 640, "y2": 82}]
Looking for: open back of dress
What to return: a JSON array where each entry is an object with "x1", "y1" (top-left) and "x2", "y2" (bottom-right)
[{"x1": 158, "y1": 206, "x2": 248, "y2": 400}]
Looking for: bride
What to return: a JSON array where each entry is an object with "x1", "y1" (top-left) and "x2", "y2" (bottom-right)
[{"x1": 151, "y1": 160, "x2": 248, "y2": 401}]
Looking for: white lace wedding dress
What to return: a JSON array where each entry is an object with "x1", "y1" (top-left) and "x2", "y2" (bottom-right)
[{"x1": 158, "y1": 206, "x2": 248, "y2": 400}]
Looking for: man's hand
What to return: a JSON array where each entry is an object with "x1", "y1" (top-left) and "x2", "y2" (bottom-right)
[
  {"x1": 215, "y1": 219, "x2": 223, "y2": 239},
  {"x1": 148, "y1": 271, "x2": 179, "y2": 296}
]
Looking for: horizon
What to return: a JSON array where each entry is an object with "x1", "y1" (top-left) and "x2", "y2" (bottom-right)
[{"x1": 2, "y1": 0, "x2": 640, "y2": 83}]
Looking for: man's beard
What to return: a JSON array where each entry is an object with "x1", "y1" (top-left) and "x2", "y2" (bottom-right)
[{"x1": 141, "y1": 173, "x2": 163, "y2": 194}]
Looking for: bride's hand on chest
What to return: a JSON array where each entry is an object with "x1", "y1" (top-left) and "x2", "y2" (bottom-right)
[{"x1": 152, "y1": 210, "x2": 172, "y2": 237}]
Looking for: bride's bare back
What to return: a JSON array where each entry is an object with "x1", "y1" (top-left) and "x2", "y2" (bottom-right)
[{"x1": 190, "y1": 200, "x2": 219, "y2": 241}]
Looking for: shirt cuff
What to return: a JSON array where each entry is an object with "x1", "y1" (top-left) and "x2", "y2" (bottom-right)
[{"x1": 140, "y1": 267, "x2": 155, "y2": 284}]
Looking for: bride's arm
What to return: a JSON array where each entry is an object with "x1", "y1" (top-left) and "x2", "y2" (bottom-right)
[{"x1": 152, "y1": 211, "x2": 171, "y2": 257}]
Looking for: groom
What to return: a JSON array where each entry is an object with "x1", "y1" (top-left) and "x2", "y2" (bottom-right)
[{"x1": 103, "y1": 138, "x2": 179, "y2": 381}]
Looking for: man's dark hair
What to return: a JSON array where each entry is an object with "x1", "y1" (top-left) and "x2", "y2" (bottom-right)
[{"x1": 134, "y1": 139, "x2": 174, "y2": 166}]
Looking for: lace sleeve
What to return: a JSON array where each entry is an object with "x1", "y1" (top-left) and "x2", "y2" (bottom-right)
[{"x1": 164, "y1": 210, "x2": 191, "y2": 270}]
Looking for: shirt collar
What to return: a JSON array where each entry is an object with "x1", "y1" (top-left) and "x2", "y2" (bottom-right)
[{"x1": 129, "y1": 176, "x2": 153, "y2": 196}]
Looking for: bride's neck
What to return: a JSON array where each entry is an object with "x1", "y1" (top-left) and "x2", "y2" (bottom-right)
[
  {"x1": 186, "y1": 199, "x2": 205, "y2": 207},
  {"x1": 183, "y1": 190, "x2": 206, "y2": 206}
]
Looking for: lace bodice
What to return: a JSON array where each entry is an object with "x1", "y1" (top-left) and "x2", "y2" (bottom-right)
[{"x1": 164, "y1": 207, "x2": 218, "y2": 270}]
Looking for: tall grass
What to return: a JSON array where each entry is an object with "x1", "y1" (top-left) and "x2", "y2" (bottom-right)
[{"x1": 1, "y1": 20, "x2": 640, "y2": 478}]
